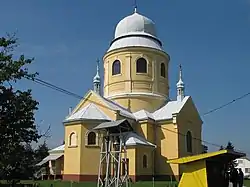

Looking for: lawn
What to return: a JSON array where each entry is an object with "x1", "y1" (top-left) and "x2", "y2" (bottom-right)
[
  {"x1": 22, "y1": 180, "x2": 250, "y2": 187},
  {"x1": 34, "y1": 180, "x2": 250, "y2": 187},
  {"x1": 4, "y1": 180, "x2": 250, "y2": 187},
  {"x1": 245, "y1": 180, "x2": 250, "y2": 187},
  {"x1": 16, "y1": 180, "x2": 178, "y2": 187}
]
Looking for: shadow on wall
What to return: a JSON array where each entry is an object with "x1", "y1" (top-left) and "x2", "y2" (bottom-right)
[{"x1": 154, "y1": 126, "x2": 177, "y2": 181}]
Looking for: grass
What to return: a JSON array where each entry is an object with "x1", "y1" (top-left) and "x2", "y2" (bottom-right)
[
  {"x1": 8, "y1": 180, "x2": 178, "y2": 187},
  {"x1": 245, "y1": 179, "x2": 250, "y2": 187},
  {"x1": 17, "y1": 179, "x2": 250, "y2": 187}
]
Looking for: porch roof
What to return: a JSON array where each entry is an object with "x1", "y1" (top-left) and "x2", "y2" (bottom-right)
[{"x1": 36, "y1": 153, "x2": 63, "y2": 166}]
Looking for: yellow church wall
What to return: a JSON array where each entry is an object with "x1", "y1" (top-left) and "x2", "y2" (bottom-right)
[
  {"x1": 154, "y1": 122, "x2": 179, "y2": 178},
  {"x1": 103, "y1": 47, "x2": 169, "y2": 112},
  {"x1": 177, "y1": 98, "x2": 203, "y2": 158},
  {"x1": 126, "y1": 148, "x2": 136, "y2": 176},
  {"x1": 64, "y1": 124, "x2": 83, "y2": 175},
  {"x1": 176, "y1": 98, "x2": 203, "y2": 175},
  {"x1": 111, "y1": 96, "x2": 166, "y2": 113},
  {"x1": 63, "y1": 89, "x2": 123, "y2": 179},
  {"x1": 79, "y1": 122, "x2": 101, "y2": 175},
  {"x1": 123, "y1": 146, "x2": 154, "y2": 181},
  {"x1": 135, "y1": 146, "x2": 154, "y2": 176},
  {"x1": 63, "y1": 121, "x2": 105, "y2": 180},
  {"x1": 136, "y1": 121, "x2": 155, "y2": 143}
]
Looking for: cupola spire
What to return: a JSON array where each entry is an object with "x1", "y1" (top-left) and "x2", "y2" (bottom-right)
[
  {"x1": 176, "y1": 64, "x2": 185, "y2": 101},
  {"x1": 93, "y1": 59, "x2": 101, "y2": 95},
  {"x1": 134, "y1": 0, "x2": 137, "y2": 13}
]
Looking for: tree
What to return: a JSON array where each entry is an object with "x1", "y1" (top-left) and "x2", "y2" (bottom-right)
[
  {"x1": 0, "y1": 35, "x2": 40, "y2": 184},
  {"x1": 34, "y1": 141, "x2": 49, "y2": 165},
  {"x1": 226, "y1": 141, "x2": 234, "y2": 151},
  {"x1": 220, "y1": 141, "x2": 238, "y2": 172},
  {"x1": 219, "y1": 145, "x2": 224, "y2": 150},
  {"x1": 202, "y1": 144, "x2": 208, "y2": 153},
  {"x1": 19, "y1": 144, "x2": 36, "y2": 179}
]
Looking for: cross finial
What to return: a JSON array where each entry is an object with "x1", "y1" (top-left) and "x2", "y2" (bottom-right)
[
  {"x1": 96, "y1": 58, "x2": 100, "y2": 72},
  {"x1": 93, "y1": 58, "x2": 101, "y2": 94},
  {"x1": 176, "y1": 64, "x2": 185, "y2": 101},
  {"x1": 179, "y1": 64, "x2": 182, "y2": 79},
  {"x1": 134, "y1": 0, "x2": 137, "y2": 13}
]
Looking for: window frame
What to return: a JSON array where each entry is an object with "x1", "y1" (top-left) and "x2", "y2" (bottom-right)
[
  {"x1": 245, "y1": 168, "x2": 250, "y2": 173},
  {"x1": 112, "y1": 60, "x2": 121, "y2": 76},
  {"x1": 136, "y1": 57, "x2": 148, "y2": 74},
  {"x1": 68, "y1": 131, "x2": 78, "y2": 148},
  {"x1": 160, "y1": 62, "x2": 166, "y2": 78},
  {"x1": 238, "y1": 159, "x2": 243, "y2": 164},
  {"x1": 85, "y1": 131, "x2": 99, "y2": 147},
  {"x1": 186, "y1": 130, "x2": 193, "y2": 153},
  {"x1": 142, "y1": 154, "x2": 148, "y2": 168}
]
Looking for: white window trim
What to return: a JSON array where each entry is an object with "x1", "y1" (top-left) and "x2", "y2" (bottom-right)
[
  {"x1": 85, "y1": 130, "x2": 99, "y2": 147},
  {"x1": 68, "y1": 131, "x2": 78, "y2": 148}
]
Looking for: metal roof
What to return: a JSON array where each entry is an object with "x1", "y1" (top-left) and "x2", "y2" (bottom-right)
[
  {"x1": 125, "y1": 132, "x2": 156, "y2": 147},
  {"x1": 64, "y1": 103, "x2": 112, "y2": 122},
  {"x1": 36, "y1": 153, "x2": 63, "y2": 166},
  {"x1": 94, "y1": 119, "x2": 133, "y2": 133},
  {"x1": 64, "y1": 90, "x2": 191, "y2": 123},
  {"x1": 48, "y1": 145, "x2": 64, "y2": 153}
]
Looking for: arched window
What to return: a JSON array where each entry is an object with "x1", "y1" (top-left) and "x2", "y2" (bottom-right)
[
  {"x1": 142, "y1": 155, "x2": 147, "y2": 168},
  {"x1": 186, "y1": 131, "x2": 192, "y2": 153},
  {"x1": 69, "y1": 132, "x2": 77, "y2": 147},
  {"x1": 136, "y1": 58, "x2": 147, "y2": 73},
  {"x1": 160, "y1": 63, "x2": 166, "y2": 77},
  {"x1": 112, "y1": 60, "x2": 121, "y2": 75},
  {"x1": 87, "y1": 131, "x2": 96, "y2": 145}
]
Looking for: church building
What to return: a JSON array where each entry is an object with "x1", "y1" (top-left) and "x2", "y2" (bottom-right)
[{"x1": 38, "y1": 8, "x2": 203, "y2": 182}]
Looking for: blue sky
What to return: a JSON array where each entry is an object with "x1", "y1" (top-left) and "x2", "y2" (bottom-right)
[{"x1": 1, "y1": 0, "x2": 250, "y2": 153}]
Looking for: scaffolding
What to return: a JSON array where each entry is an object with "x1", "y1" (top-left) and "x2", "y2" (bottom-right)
[{"x1": 94, "y1": 119, "x2": 133, "y2": 187}]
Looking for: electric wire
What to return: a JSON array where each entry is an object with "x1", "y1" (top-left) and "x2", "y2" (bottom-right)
[
  {"x1": 202, "y1": 92, "x2": 250, "y2": 116},
  {"x1": 26, "y1": 76, "x2": 250, "y2": 154}
]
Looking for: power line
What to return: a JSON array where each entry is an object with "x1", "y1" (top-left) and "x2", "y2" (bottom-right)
[
  {"x1": 202, "y1": 92, "x2": 250, "y2": 116},
  {"x1": 26, "y1": 77, "x2": 116, "y2": 111},
  {"x1": 26, "y1": 76, "x2": 250, "y2": 154},
  {"x1": 30, "y1": 76, "x2": 250, "y2": 118}
]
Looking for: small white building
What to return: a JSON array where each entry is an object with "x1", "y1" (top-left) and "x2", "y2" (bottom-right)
[{"x1": 235, "y1": 157, "x2": 250, "y2": 178}]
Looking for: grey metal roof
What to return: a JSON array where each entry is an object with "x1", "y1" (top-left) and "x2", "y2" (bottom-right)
[{"x1": 94, "y1": 119, "x2": 133, "y2": 132}]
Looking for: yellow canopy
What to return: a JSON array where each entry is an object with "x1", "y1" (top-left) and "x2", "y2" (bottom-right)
[
  {"x1": 167, "y1": 149, "x2": 245, "y2": 164},
  {"x1": 167, "y1": 150, "x2": 245, "y2": 187}
]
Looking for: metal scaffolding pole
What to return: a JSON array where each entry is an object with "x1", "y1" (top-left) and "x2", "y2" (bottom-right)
[
  {"x1": 95, "y1": 119, "x2": 132, "y2": 187},
  {"x1": 97, "y1": 133, "x2": 129, "y2": 187}
]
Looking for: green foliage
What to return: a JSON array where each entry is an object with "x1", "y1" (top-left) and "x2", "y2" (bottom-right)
[
  {"x1": 202, "y1": 144, "x2": 208, "y2": 153},
  {"x1": 34, "y1": 141, "x2": 49, "y2": 165},
  {"x1": 226, "y1": 141, "x2": 234, "y2": 150},
  {"x1": 219, "y1": 141, "x2": 238, "y2": 171},
  {"x1": 219, "y1": 145, "x2": 224, "y2": 150},
  {"x1": 0, "y1": 35, "x2": 40, "y2": 183}
]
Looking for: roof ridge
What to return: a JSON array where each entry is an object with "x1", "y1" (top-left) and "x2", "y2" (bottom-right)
[
  {"x1": 90, "y1": 91, "x2": 117, "y2": 110},
  {"x1": 103, "y1": 96, "x2": 130, "y2": 111}
]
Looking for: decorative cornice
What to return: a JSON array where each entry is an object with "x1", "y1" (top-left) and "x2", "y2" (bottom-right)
[{"x1": 106, "y1": 92, "x2": 167, "y2": 100}]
